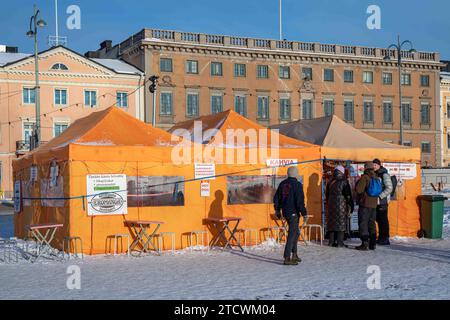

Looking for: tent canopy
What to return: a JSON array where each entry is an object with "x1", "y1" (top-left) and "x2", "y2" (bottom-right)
[
  {"x1": 170, "y1": 109, "x2": 316, "y2": 149},
  {"x1": 270, "y1": 116, "x2": 421, "y2": 162}
]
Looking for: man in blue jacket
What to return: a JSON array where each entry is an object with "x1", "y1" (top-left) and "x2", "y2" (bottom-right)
[{"x1": 273, "y1": 167, "x2": 307, "y2": 265}]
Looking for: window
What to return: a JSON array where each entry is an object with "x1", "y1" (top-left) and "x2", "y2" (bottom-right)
[
  {"x1": 323, "y1": 99, "x2": 334, "y2": 117},
  {"x1": 302, "y1": 67, "x2": 312, "y2": 80},
  {"x1": 235, "y1": 95, "x2": 247, "y2": 116},
  {"x1": 51, "y1": 63, "x2": 68, "y2": 71},
  {"x1": 279, "y1": 66, "x2": 290, "y2": 79},
  {"x1": 23, "y1": 88, "x2": 35, "y2": 104},
  {"x1": 54, "y1": 122, "x2": 69, "y2": 137},
  {"x1": 211, "y1": 95, "x2": 223, "y2": 114},
  {"x1": 160, "y1": 92, "x2": 173, "y2": 115},
  {"x1": 344, "y1": 70, "x2": 354, "y2": 83},
  {"x1": 402, "y1": 102, "x2": 412, "y2": 124},
  {"x1": 383, "y1": 73, "x2": 393, "y2": 85},
  {"x1": 84, "y1": 90, "x2": 97, "y2": 107},
  {"x1": 160, "y1": 58, "x2": 173, "y2": 72},
  {"x1": 421, "y1": 142, "x2": 431, "y2": 154},
  {"x1": 186, "y1": 60, "x2": 198, "y2": 74},
  {"x1": 448, "y1": 102, "x2": 450, "y2": 120},
  {"x1": 54, "y1": 89, "x2": 67, "y2": 105},
  {"x1": 421, "y1": 103, "x2": 430, "y2": 125},
  {"x1": 116, "y1": 92, "x2": 128, "y2": 108},
  {"x1": 383, "y1": 102, "x2": 393, "y2": 123},
  {"x1": 324, "y1": 69, "x2": 334, "y2": 82},
  {"x1": 302, "y1": 100, "x2": 313, "y2": 120},
  {"x1": 279, "y1": 98, "x2": 291, "y2": 120},
  {"x1": 344, "y1": 100, "x2": 354, "y2": 122},
  {"x1": 401, "y1": 73, "x2": 411, "y2": 86},
  {"x1": 257, "y1": 65, "x2": 269, "y2": 79},
  {"x1": 211, "y1": 62, "x2": 223, "y2": 76},
  {"x1": 421, "y1": 75, "x2": 430, "y2": 87},
  {"x1": 186, "y1": 93, "x2": 199, "y2": 117},
  {"x1": 363, "y1": 71, "x2": 374, "y2": 84},
  {"x1": 364, "y1": 101, "x2": 374, "y2": 122},
  {"x1": 448, "y1": 134, "x2": 450, "y2": 150},
  {"x1": 234, "y1": 64, "x2": 246, "y2": 77},
  {"x1": 23, "y1": 122, "x2": 35, "y2": 143},
  {"x1": 257, "y1": 96, "x2": 269, "y2": 120}
]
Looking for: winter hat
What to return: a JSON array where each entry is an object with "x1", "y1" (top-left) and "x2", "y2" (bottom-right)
[
  {"x1": 373, "y1": 158, "x2": 382, "y2": 166},
  {"x1": 335, "y1": 165, "x2": 345, "y2": 174},
  {"x1": 287, "y1": 167, "x2": 299, "y2": 178},
  {"x1": 364, "y1": 162, "x2": 375, "y2": 170}
]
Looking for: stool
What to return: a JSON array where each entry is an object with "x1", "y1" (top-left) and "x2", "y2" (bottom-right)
[
  {"x1": 306, "y1": 224, "x2": 324, "y2": 246},
  {"x1": 189, "y1": 231, "x2": 209, "y2": 252},
  {"x1": 157, "y1": 232, "x2": 176, "y2": 254},
  {"x1": 107, "y1": 234, "x2": 130, "y2": 256},
  {"x1": 0, "y1": 238, "x2": 18, "y2": 263},
  {"x1": 267, "y1": 226, "x2": 287, "y2": 244},
  {"x1": 63, "y1": 236, "x2": 84, "y2": 260},
  {"x1": 237, "y1": 228, "x2": 259, "y2": 248}
]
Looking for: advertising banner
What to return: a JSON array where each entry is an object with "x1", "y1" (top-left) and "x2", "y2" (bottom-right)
[{"x1": 87, "y1": 174, "x2": 128, "y2": 216}]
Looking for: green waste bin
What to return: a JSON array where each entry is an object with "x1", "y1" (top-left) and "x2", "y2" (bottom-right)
[{"x1": 419, "y1": 195, "x2": 446, "y2": 239}]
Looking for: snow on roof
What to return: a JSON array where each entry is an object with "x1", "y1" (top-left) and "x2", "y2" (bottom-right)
[
  {"x1": 442, "y1": 72, "x2": 450, "y2": 80},
  {"x1": 0, "y1": 53, "x2": 31, "y2": 66},
  {"x1": 91, "y1": 58, "x2": 143, "y2": 75}
]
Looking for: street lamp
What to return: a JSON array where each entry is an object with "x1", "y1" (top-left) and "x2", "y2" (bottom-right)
[
  {"x1": 149, "y1": 75, "x2": 159, "y2": 127},
  {"x1": 384, "y1": 36, "x2": 416, "y2": 146},
  {"x1": 27, "y1": 5, "x2": 46, "y2": 149}
]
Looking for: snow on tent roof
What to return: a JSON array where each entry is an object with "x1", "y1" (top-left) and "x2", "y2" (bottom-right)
[
  {"x1": 0, "y1": 53, "x2": 32, "y2": 66},
  {"x1": 91, "y1": 58, "x2": 143, "y2": 75},
  {"x1": 169, "y1": 109, "x2": 315, "y2": 148},
  {"x1": 270, "y1": 115, "x2": 410, "y2": 149}
]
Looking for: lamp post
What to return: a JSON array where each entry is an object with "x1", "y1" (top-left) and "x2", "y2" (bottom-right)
[
  {"x1": 149, "y1": 75, "x2": 159, "y2": 127},
  {"x1": 384, "y1": 36, "x2": 416, "y2": 146},
  {"x1": 27, "y1": 5, "x2": 47, "y2": 149}
]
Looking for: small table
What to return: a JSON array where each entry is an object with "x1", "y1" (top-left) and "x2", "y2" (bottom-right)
[
  {"x1": 26, "y1": 223, "x2": 64, "y2": 263},
  {"x1": 125, "y1": 220, "x2": 164, "y2": 256},
  {"x1": 206, "y1": 217, "x2": 244, "y2": 252}
]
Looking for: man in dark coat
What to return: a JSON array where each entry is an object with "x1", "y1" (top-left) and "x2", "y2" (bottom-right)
[
  {"x1": 325, "y1": 166, "x2": 354, "y2": 248},
  {"x1": 274, "y1": 167, "x2": 307, "y2": 266},
  {"x1": 373, "y1": 159, "x2": 394, "y2": 245}
]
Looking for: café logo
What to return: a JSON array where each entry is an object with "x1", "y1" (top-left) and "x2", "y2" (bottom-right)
[{"x1": 90, "y1": 193, "x2": 125, "y2": 213}]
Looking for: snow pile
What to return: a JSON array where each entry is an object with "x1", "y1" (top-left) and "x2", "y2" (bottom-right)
[{"x1": 444, "y1": 209, "x2": 450, "y2": 240}]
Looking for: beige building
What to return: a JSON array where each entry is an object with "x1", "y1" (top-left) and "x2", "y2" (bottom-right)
[
  {"x1": 89, "y1": 28, "x2": 443, "y2": 167},
  {"x1": 441, "y1": 65, "x2": 450, "y2": 167},
  {"x1": 0, "y1": 45, "x2": 144, "y2": 197}
]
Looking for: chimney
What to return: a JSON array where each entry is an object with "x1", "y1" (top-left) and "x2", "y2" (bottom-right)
[
  {"x1": 100, "y1": 40, "x2": 112, "y2": 51},
  {"x1": 84, "y1": 51, "x2": 100, "y2": 59},
  {"x1": 0, "y1": 46, "x2": 19, "y2": 53}
]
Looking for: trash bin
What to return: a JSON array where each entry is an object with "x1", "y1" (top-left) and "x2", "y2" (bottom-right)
[{"x1": 419, "y1": 195, "x2": 446, "y2": 239}]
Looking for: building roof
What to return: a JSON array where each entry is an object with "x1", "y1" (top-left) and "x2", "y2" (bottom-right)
[
  {"x1": 91, "y1": 58, "x2": 143, "y2": 75},
  {"x1": 0, "y1": 52, "x2": 31, "y2": 66}
]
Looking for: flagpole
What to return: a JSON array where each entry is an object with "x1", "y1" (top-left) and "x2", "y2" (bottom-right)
[{"x1": 279, "y1": 0, "x2": 283, "y2": 40}]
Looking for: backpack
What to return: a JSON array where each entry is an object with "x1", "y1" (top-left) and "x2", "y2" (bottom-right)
[{"x1": 367, "y1": 177, "x2": 382, "y2": 197}]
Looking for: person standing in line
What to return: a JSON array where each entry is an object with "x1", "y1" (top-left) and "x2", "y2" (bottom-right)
[
  {"x1": 274, "y1": 167, "x2": 307, "y2": 265},
  {"x1": 325, "y1": 166, "x2": 354, "y2": 248},
  {"x1": 373, "y1": 159, "x2": 394, "y2": 246},
  {"x1": 355, "y1": 162, "x2": 379, "y2": 251}
]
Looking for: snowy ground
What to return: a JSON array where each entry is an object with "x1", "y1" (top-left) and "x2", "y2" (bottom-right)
[{"x1": 0, "y1": 208, "x2": 449, "y2": 300}]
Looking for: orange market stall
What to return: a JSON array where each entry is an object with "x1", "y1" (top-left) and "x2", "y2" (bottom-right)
[
  {"x1": 170, "y1": 110, "x2": 323, "y2": 241},
  {"x1": 271, "y1": 115, "x2": 422, "y2": 237}
]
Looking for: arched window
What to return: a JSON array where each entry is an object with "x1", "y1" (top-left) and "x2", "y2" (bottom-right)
[{"x1": 51, "y1": 63, "x2": 69, "y2": 71}]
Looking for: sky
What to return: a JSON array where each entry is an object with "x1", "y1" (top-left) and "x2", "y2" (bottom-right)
[{"x1": 0, "y1": 0, "x2": 449, "y2": 60}]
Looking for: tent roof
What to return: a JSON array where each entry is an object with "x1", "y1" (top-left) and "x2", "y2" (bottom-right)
[
  {"x1": 170, "y1": 110, "x2": 315, "y2": 148},
  {"x1": 270, "y1": 115, "x2": 409, "y2": 149}
]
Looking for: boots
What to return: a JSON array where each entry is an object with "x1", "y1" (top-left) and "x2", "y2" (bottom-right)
[
  {"x1": 284, "y1": 257, "x2": 299, "y2": 266},
  {"x1": 336, "y1": 231, "x2": 345, "y2": 248},
  {"x1": 328, "y1": 232, "x2": 336, "y2": 247},
  {"x1": 369, "y1": 234, "x2": 377, "y2": 250},
  {"x1": 292, "y1": 254, "x2": 302, "y2": 263},
  {"x1": 356, "y1": 236, "x2": 369, "y2": 251}
]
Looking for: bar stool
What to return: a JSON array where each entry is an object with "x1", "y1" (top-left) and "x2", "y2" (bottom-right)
[
  {"x1": 306, "y1": 224, "x2": 324, "y2": 246},
  {"x1": 157, "y1": 232, "x2": 176, "y2": 254},
  {"x1": 267, "y1": 226, "x2": 287, "y2": 244},
  {"x1": 63, "y1": 236, "x2": 84, "y2": 260},
  {"x1": 189, "y1": 231, "x2": 209, "y2": 252},
  {"x1": 237, "y1": 228, "x2": 259, "y2": 248},
  {"x1": 107, "y1": 234, "x2": 130, "y2": 256}
]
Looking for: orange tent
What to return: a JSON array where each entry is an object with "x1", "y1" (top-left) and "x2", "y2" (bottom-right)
[
  {"x1": 271, "y1": 116, "x2": 422, "y2": 237},
  {"x1": 13, "y1": 107, "x2": 323, "y2": 254}
]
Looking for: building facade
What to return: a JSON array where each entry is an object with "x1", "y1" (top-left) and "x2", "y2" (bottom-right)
[
  {"x1": 0, "y1": 45, "x2": 144, "y2": 197},
  {"x1": 441, "y1": 65, "x2": 450, "y2": 167},
  {"x1": 89, "y1": 28, "x2": 443, "y2": 167}
]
